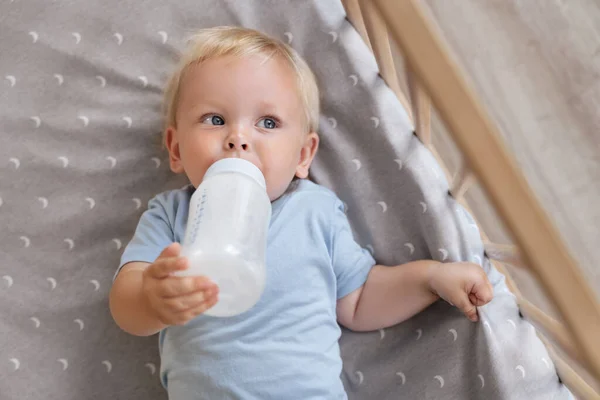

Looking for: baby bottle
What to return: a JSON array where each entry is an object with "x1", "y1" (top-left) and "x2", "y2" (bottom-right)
[{"x1": 177, "y1": 158, "x2": 271, "y2": 317}]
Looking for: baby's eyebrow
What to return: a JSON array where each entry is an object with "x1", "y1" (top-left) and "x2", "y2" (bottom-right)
[
  {"x1": 256, "y1": 101, "x2": 282, "y2": 114},
  {"x1": 186, "y1": 100, "x2": 226, "y2": 114}
]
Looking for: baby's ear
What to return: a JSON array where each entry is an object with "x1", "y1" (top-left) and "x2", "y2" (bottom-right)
[
  {"x1": 295, "y1": 132, "x2": 319, "y2": 179},
  {"x1": 165, "y1": 127, "x2": 185, "y2": 174}
]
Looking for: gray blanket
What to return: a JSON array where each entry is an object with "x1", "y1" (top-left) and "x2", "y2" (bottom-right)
[{"x1": 0, "y1": 0, "x2": 572, "y2": 399}]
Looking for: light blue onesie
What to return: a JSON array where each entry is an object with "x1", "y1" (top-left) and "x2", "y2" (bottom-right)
[{"x1": 117, "y1": 179, "x2": 376, "y2": 399}]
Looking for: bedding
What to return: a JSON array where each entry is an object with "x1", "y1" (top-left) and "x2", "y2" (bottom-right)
[{"x1": 0, "y1": 1, "x2": 571, "y2": 398}]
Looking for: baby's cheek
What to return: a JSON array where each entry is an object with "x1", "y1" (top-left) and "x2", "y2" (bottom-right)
[
  {"x1": 265, "y1": 173, "x2": 283, "y2": 200},
  {"x1": 186, "y1": 163, "x2": 210, "y2": 188},
  {"x1": 264, "y1": 172, "x2": 291, "y2": 201},
  {"x1": 258, "y1": 150, "x2": 295, "y2": 198}
]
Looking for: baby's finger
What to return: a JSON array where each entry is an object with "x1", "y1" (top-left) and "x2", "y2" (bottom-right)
[
  {"x1": 147, "y1": 257, "x2": 188, "y2": 279},
  {"x1": 454, "y1": 294, "x2": 479, "y2": 322},
  {"x1": 158, "y1": 275, "x2": 215, "y2": 298},
  {"x1": 470, "y1": 292, "x2": 491, "y2": 307},
  {"x1": 469, "y1": 293, "x2": 480, "y2": 306},
  {"x1": 157, "y1": 243, "x2": 181, "y2": 260},
  {"x1": 471, "y1": 281, "x2": 494, "y2": 306},
  {"x1": 464, "y1": 307, "x2": 479, "y2": 322},
  {"x1": 174, "y1": 295, "x2": 219, "y2": 326},
  {"x1": 165, "y1": 290, "x2": 208, "y2": 312}
]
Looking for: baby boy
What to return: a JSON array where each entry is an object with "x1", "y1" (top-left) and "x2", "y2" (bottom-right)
[{"x1": 109, "y1": 26, "x2": 493, "y2": 399}]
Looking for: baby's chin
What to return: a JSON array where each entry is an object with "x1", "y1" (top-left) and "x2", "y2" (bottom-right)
[{"x1": 267, "y1": 178, "x2": 300, "y2": 202}]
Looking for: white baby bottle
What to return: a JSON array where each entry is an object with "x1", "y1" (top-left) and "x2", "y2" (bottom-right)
[{"x1": 177, "y1": 158, "x2": 271, "y2": 317}]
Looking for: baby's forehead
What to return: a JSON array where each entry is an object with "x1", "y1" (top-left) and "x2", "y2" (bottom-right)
[
  {"x1": 182, "y1": 53, "x2": 296, "y2": 83},
  {"x1": 178, "y1": 54, "x2": 303, "y2": 105}
]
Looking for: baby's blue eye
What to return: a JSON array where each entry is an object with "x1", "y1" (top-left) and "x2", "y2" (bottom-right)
[
  {"x1": 257, "y1": 117, "x2": 277, "y2": 129},
  {"x1": 203, "y1": 115, "x2": 225, "y2": 125}
]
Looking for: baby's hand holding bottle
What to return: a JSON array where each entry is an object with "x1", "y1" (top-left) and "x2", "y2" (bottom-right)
[{"x1": 142, "y1": 243, "x2": 219, "y2": 326}]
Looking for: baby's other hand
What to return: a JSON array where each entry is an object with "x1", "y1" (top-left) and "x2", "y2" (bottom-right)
[
  {"x1": 142, "y1": 243, "x2": 219, "y2": 326},
  {"x1": 428, "y1": 262, "x2": 493, "y2": 322}
]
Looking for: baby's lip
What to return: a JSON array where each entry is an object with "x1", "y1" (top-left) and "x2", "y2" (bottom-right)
[{"x1": 222, "y1": 154, "x2": 244, "y2": 162}]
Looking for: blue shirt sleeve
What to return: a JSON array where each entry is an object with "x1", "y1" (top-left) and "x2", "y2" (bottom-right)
[
  {"x1": 329, "y1": 199, "x2": 376, "y2": 299},
  {"x1": 114, "y1": 194, "x2": 175, "y2": 279}
]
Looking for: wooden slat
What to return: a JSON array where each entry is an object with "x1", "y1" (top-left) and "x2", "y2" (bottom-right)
[
  {"x1": 428, "y1": 147, "x2": 522, "y2": 298},
  {"x1": 430, "y1": 142, "x2": 522, "y2": 297},
  {"x1": 340, "y1": 0, "x2": 371, "y2": 51},
  {"x1": 408, "y1": 72, "x2": 432, "y2": 146},
  {"x1": 539, "y1": 335, "x2": 600, "y2": 400},
  {"x1": 374, "y1": 0, "x2": 600, "y2": 380},
  {"x1": 496, "y1": 260, "x2": 596, "y2": 397},
  {"x1": 357, "y1": 0, "x2": 412, "y2": 121},
  {"x1": 517, "y1": 296, "x2": 583, "y2": 368},
  {"x1": 491, "y1": 259, "x2": 519, "y2": 295},
  {"x1": 450, "y1": 162, "x2": 474, "y2": 201},
  {"x1": 484, "y1": 242, "x2": 526, "y2": 270}
]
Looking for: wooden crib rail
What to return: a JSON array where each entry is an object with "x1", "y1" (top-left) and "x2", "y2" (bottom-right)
[
  {"x1": 340, "y1": 0, "x2": 371, "y2": 53},
  {"x1": 343, "y1": 0, "x2": 433, "y2": 145},
  {"x1": 340, "y1": 0, "x2": 600, "y2": 394},
  {"x1": 342, "y1": 0, "x2": 412, "y2": 123},
  {"x1": 449, "y1": 163, "x2": 475, "y2": 201},
  {"x1": 482, "y1": 240, "x2": 599, "y2": 396},
  {"x1": 407, "y1": 72, "x2": 432, "y2": 147},
  {"x1": 517, "y1": 296, "x2": 584, "y2": 368},
  {"x1": 357, "y1": 0, "x2": 402, "y2": 99},
  {"x1": 540, "y1": 335, "x2": 600, "y2": 400},
  {"x1": 372, "y1": 0, "x2": 600, "y2": 383},
  {"x1": 483, "y1": 242, "x2": 526, "y2": 270}
]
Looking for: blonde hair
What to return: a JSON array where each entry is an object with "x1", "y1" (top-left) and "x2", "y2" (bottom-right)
[{"x1": 163, "y1": 26, "x2": 320, "y2": 135}]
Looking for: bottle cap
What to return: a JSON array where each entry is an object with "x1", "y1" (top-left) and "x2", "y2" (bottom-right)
[{"x1": 204, "y1": 158, "x2": 266, "y2": 189}]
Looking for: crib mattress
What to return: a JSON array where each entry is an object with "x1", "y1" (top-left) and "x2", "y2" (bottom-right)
[{"x1": 0, "y1": 1, "x2": 572, "y2": 399}]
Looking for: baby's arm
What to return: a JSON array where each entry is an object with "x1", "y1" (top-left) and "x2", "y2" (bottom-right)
[
  {"x1": 337, "y1": 260, "x2": 493, "y2": 332},
  {"x1": 110, "y1": 243, "x2": 218, "y2": 336}
]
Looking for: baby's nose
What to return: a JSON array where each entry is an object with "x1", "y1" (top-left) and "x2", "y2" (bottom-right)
[{"x1": 226, "y1": 134, "x2": 249, "y2": 151}]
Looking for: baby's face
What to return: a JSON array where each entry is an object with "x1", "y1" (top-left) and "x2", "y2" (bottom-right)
[{"x1": 166, "y1": 54, "x2": 319, "y2": 201}]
